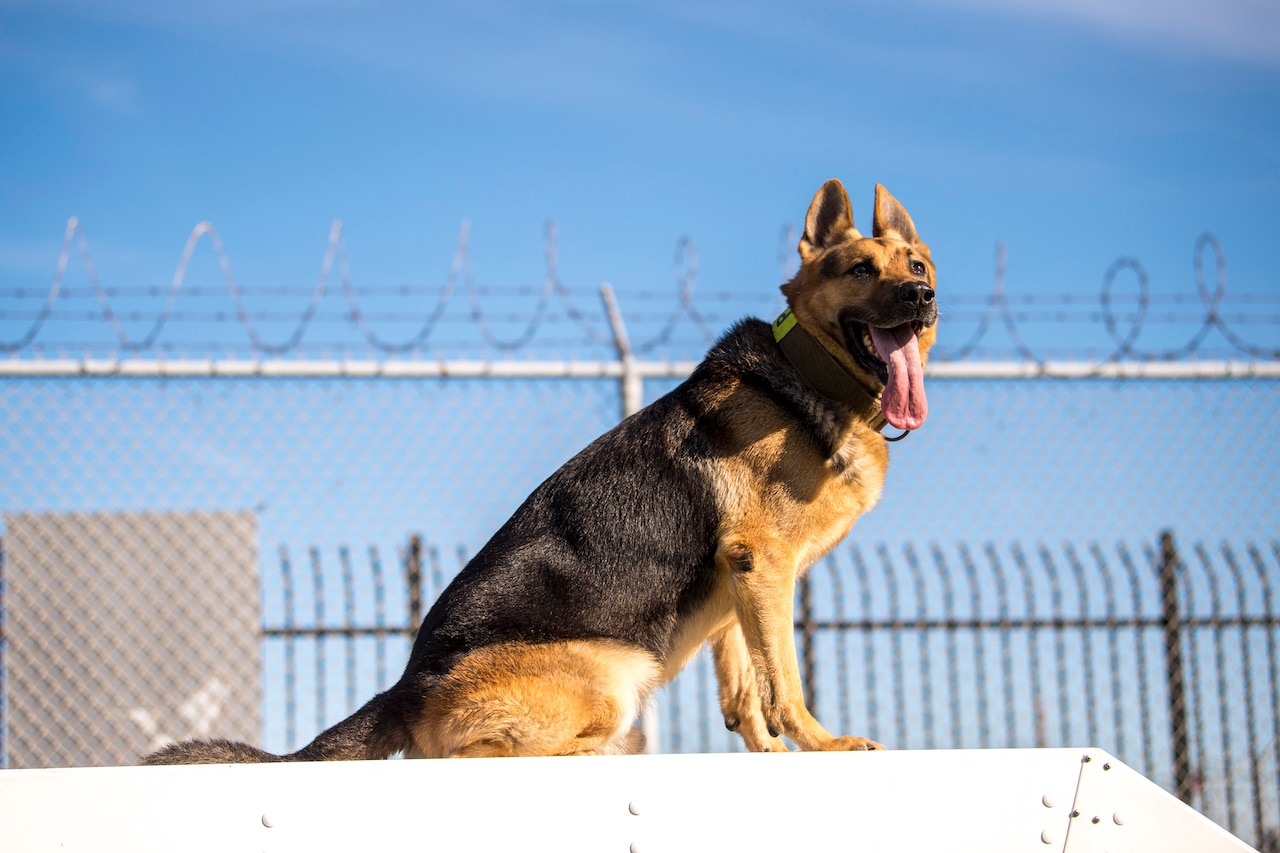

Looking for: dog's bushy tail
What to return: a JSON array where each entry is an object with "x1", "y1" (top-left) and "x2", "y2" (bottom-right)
[
  {"x1": 141, "y1": 688, "x2": 418, "y2": 765},
  {"x1": 142, "y1": 738, "x2": 284, "y2": 765}
]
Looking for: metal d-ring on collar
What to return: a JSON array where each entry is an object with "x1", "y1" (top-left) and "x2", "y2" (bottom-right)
[{"x1": 771, "y1": 308, "x2": 910, "y2": 443}]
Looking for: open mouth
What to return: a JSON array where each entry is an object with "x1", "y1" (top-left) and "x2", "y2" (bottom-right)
[
  {"x1": 840, "y1": 316, "x2": 929, "y2": 431},
  {"x1": 842, "y1": 318, "x2": 923, "y2": 382}
]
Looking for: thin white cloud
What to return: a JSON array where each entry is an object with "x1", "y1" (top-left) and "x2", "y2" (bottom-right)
[
  {"x1": 1, "y1": 30, "x2": 142, "y2": 113},
  {"x1": 52, "y1": 61, "x2": 142, "y2": 113},
  {"x1": 81, "y1": 74, "x2": 138, "y2": 112},
  {"x1": 919, "y1": 0, "x2": 1280, "y2": 65}
]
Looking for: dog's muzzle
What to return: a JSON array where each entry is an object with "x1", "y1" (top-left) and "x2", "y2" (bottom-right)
[{"x1": 897, "y1": 281, "x2": 937, "y2": 325}]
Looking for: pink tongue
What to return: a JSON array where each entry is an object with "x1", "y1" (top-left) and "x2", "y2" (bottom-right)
[{"x1": 868, "y1": 324, "x2": 927, "y2": 431}]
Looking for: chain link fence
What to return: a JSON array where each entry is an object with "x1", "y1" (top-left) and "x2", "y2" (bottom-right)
[
  {"x1": 2, "y1": 510, "x2": 261, "y2": 768},
  {"x1": 2, "y1": 294, "x2": 1278, "y2": 847}
]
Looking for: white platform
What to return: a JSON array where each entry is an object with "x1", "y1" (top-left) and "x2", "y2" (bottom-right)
[{"x1": 0, "y1": 748, "x2": 1255, "y2": 852}]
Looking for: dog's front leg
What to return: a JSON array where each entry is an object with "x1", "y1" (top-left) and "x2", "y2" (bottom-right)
[
  {"x1": 709, "y1": 621, "x2": 789, "y2": 752},
  {"x1": 725, "y1": 542, "x2": 883, "y2": 752}
]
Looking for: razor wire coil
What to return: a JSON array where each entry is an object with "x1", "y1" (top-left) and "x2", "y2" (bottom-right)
[{"x1": 1, "y1": 218, "x2": 1277, "y2": 361}]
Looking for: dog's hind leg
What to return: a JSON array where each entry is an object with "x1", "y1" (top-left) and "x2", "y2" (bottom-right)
[
  {"x1": 414, "y1": 640, "x2": 660, "y2": 758},
  {"x1": 709, "y1": 622, "x2": 789, "y2": 752}
]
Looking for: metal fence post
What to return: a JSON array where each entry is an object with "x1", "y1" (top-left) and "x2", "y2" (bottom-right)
[
  {"x1": 600, "y1": 284, "x2": 643, "y2": 418},
  {"x1": 1158, "y1": 530, "x2": 1193, "y2": 804},
  {"x1": 798, "y1": 571, "x2": 817, "y2": 713},
  {"x1": 407, "y1": 534, "x2": 423, "y2": 639}
]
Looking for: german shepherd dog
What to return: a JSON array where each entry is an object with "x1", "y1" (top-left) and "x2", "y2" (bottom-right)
[{"x1": 144, "y1": 179, "x2": 936, "y2": 763}]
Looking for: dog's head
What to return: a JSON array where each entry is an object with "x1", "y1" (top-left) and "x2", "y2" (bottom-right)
[{"x1": 781, "y1": 179, "x2": 937, "y2": 431}]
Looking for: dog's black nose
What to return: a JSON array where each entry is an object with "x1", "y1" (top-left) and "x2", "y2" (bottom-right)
[{"x1": 897, "y1": 281, "x2": 935, "y2": 305}]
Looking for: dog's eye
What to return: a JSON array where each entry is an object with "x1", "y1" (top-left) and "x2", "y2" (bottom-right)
[
  {"x1": 848, "y1": 263, "x2": 872, "y2": 279},
  {"x1": 910, "y1": 260, "x2": 926, "y2": 277}
]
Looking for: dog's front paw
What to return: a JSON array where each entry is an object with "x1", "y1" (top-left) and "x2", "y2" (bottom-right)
[{"x1": 823, "y1": 735, "x2": 886, "y2": 751}]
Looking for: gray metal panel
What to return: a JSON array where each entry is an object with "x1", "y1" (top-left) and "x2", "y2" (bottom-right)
[{"x1": 3, "y1": 511, "x2": 261, "y2": 768}]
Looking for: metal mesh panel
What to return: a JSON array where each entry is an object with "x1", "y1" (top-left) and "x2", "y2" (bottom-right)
[
  {"x1": 1, "y1": 511, "x2": 259, "y2": 768},
  {"x1": 1, "y1": 376, "x2": 619, "y2": 552}
]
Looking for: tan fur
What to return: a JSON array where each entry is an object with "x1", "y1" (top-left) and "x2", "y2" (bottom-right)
[
  {"x1": 662, "y1": 576, "x2": 736, "y2": 684},
  {"x1": 412, "y1": 641, "x2": 661, "y2": 758},
  {"x1": 710, "y1": 621, "x2": 789, "y2": 751}
]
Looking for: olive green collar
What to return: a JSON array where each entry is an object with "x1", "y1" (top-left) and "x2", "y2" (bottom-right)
[{"x1": 772, "y1": 308, "x2": 907, "y2": 440}]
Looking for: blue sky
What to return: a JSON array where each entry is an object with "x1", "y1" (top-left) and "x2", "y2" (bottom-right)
[{"x1": 1, "y1": 0, "x2": 1277, "y2": 359}]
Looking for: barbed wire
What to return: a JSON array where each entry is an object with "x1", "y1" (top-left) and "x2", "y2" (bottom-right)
[
  {"x1": 1, "y1": 217, "x2": 1276, "y2": 362},
  {"x1": 0, "y1": 217, "x2": 718, "y2": 359}
]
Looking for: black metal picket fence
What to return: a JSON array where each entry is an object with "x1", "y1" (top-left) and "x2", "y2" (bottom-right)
[{"x1": 259, "y1": 531, "x2": 1279, "y2": 850}]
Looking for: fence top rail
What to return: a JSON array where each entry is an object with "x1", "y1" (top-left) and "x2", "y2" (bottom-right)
[{"x1": 2, "y1": 357, "x2": 1278, "y2": 380}]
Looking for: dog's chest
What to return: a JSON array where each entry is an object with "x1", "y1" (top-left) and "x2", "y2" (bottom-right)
[
  {"x1": 788, "y1": 456, "x2": 885, "y2": 567},
  {"x1": 831, "y1": 424, "x2": 890, "y2": 495},
  {"x1": 712, "y1": 422, "x2": 887, "y2": 552}
]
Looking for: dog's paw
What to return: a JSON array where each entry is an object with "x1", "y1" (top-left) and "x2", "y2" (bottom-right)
[{"x1": 824, "y1": 735, "x2": 886, "y2": 751}]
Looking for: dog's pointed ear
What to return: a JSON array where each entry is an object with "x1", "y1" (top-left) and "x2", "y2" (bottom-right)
[
  {"x1": 799, "y1": 179, "x2": 858, "y2": 262},
  {"x1": 872, "y1": 184, "x2": 919, "y2": 244}
]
